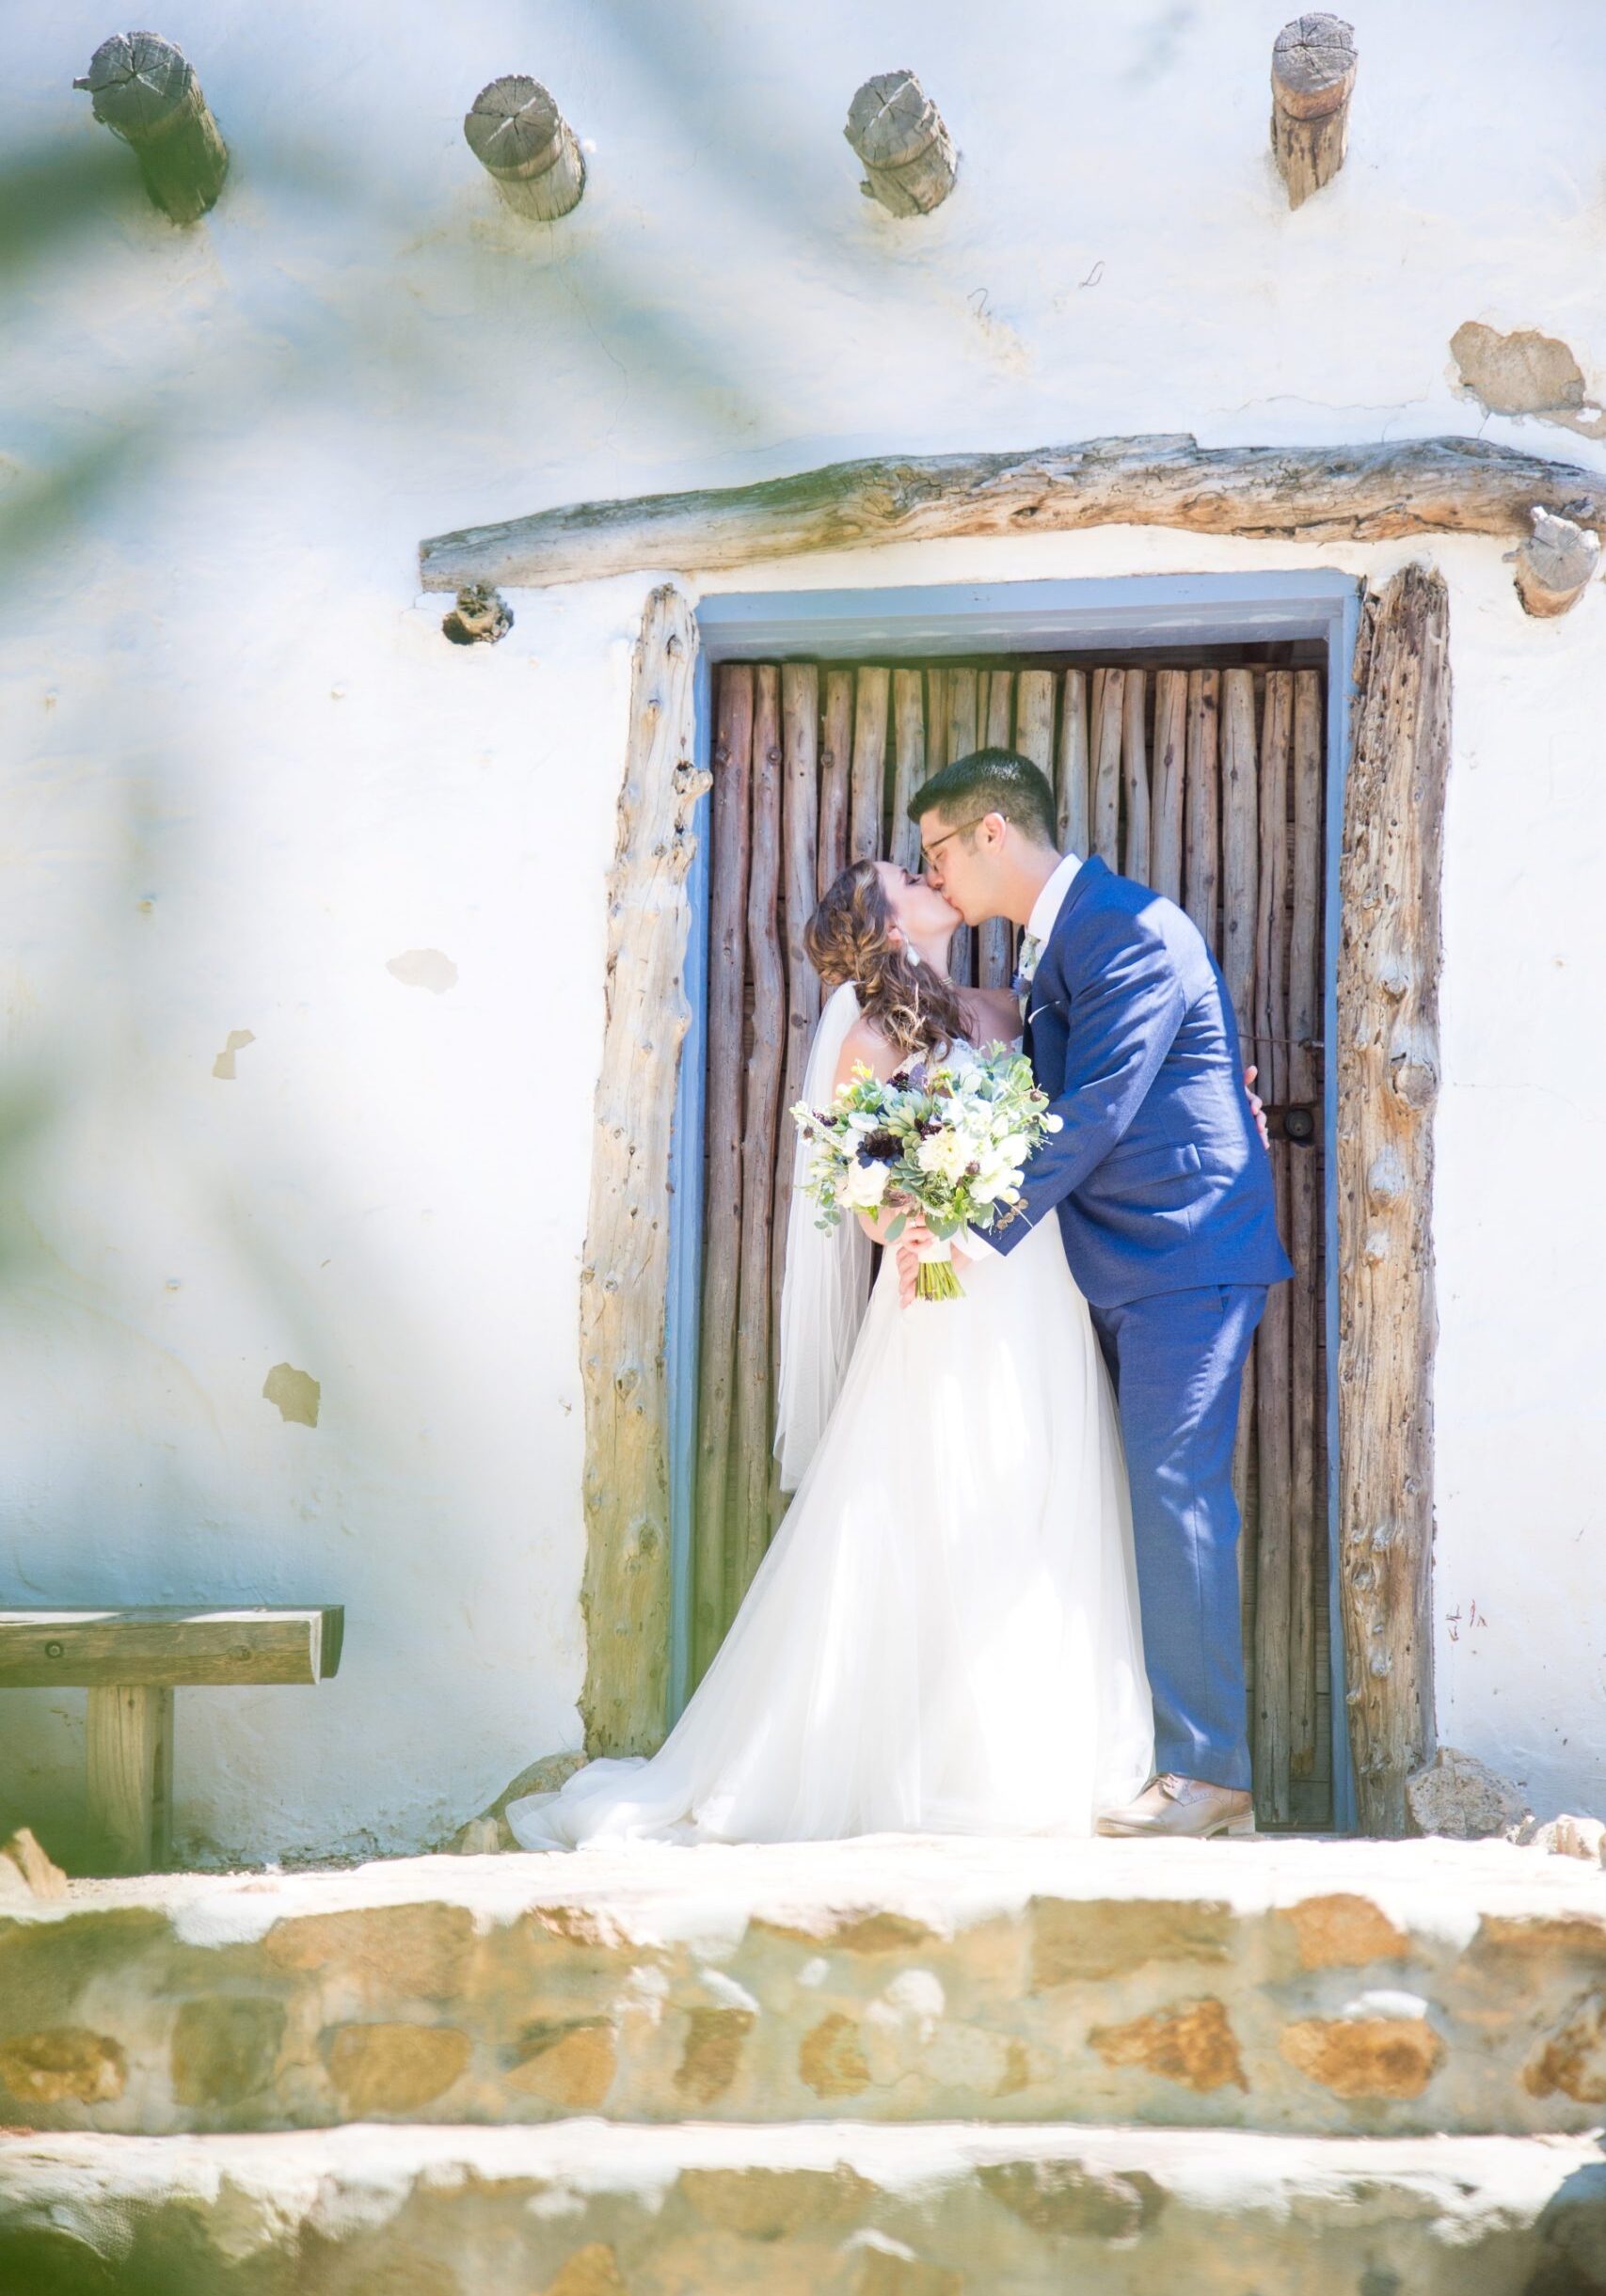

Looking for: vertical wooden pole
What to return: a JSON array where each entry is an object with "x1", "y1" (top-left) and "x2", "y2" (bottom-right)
[
  {"x1": 945, "y1": 668, "x2": 978, "y2": 762},
  {"x1": 87, "y1": 1685, "x2": 173, "y2": 1875},
  {"x1": 692, "y1": 668, "x2": 753, "y2": 1683},
  {"x1": 923, "y1": 669, "x2": 952, "y2": 953},
  {"x1": 1014, "y1": 670, "x2": 1056, "y2": 783},
  {"x1": 1018, "y1": 665, "x2": 1057, "y2": 987},
  {"x1": 818, "y1": 669, "x2": 853, "y2": 895},
  {"x1": 1234, "y1": 1361, "x2": 1258, "y2": 1719},
  {"x1": 946, "y1": 670, "x2": 978, "y2": 984},
  {"x1": 1121, "y1": 667, "x2": 1151, "y2": 884},
  {"x1": 891, "y1": 668, "x2": 928, "y2": 872},
  {"x1": 1224, "y1": 666, "x2": 1284, "y2": 1826},
  {"x1": 1255, "y1": 1165, "x2": 1295, "y2": 1826},
  {"x1": 1218, "y1": 665, "x2": 1261, "y2": 1797},
  {"x1": 1184, "y1": 668, "x2": 1221, "y2": 958},
  {"x1": 1287, "y1": 669, "x2": 1325, "y2": 1783},
  {"x1": 1057, "y1": 669, "x2": 1090, "y2": 854},
  {"x1": 926, "y1": 668, "x2": 950, "y2": 773},
  {"x1": 733, "y1": 667, "x2": 786, "y2": 1604},
  {"x1": 849, "y1": 668, "x2": 890, "y2": 862},
  {"x1": 1016, "y1": 668, "x2": 1057, "y2": 1004},
  {"x1": 1151, "y1": 669, "x2": 1187, "y2": 906},
  {"x1": 979, "y1": 671, "x2": 1016, "y2": 985},
  {"x1": 1255, "y1": 674, "x2": 1295, "y2": 1103},
  {"x1": 772, "y1": 666, "x2": 821, "y2": 1358},
  {"x1": 1090, "y1": 668, "x2": 1124, "y2": 867},
  {"x1": 1219, "y1": 669, "x2": 1260, "y2": 1041}
]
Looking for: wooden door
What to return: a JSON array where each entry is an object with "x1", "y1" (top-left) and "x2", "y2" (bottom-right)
[{"x1": 694, "y1": 655, "x2": 1330, "y2": 1829}]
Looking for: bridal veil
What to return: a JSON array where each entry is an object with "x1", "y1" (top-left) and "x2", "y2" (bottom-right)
[{"x1": 772, "y1": 980, "x2": 871, "y2": 1491}]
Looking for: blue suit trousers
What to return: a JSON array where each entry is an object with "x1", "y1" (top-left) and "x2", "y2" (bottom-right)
[{"x1": 1090, "y1": 1283, "x2": 1266, "y2": 1792}]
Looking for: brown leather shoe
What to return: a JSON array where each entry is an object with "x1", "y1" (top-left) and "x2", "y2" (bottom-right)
[{"x1": 1096, "y1": 1773, "x2": 1256, "y2": 1839}]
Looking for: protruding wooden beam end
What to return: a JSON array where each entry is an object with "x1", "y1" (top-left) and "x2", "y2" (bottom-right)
[
  {"x1": 845, "y1": 70, "x2": 956, "y2": 217},
  {"x1": 442, "y1": 583, "x2": 515, "y2": 644},
  {"x1": 465, "y1": 76, "x2": 585, "y2": 221},
  {"x1": 1506, "y1": 506, "x2": 1601, "y2": 617},
  {"x1": 77, "y1": 31, "x2": 228, "y2": 225},
  {"x1": 1271, "y1": 13, "x2": 1357, "y2": 210}
]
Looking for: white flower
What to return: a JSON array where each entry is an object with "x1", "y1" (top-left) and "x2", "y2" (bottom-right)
[
  {"x1": 915, "y1": 1131, "x2": 970, "y2": 1184},
  {"x1": 840, "y1": 1159, "x2": 891, "y2": 1211}
]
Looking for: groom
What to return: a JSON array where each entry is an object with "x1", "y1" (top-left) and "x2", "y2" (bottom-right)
[{"x1": 900, "y1": 747, "x2": 1293, "y2": 1839}]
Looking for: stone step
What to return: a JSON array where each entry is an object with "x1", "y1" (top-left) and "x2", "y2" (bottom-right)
[
  {"x1": 3, "y1": 1835, "x2": 1604, "y2": 2139},
  {"x1": 2, "y1": 2121, "x2": 1602, "y2": 2293}
]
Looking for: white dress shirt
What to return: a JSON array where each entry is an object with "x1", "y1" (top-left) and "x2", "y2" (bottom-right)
[{"x1": 1024, "y1": 848, "x2": 1083, "y2": 960}]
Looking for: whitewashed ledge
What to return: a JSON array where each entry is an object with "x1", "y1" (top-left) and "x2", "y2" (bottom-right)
[
  {"x1": 2, "y1": 1835, "x2": 1603, "y2": 2140},
  {"x1": 2, "y1": 2122, "x2": 1603, "y2": 2295}
]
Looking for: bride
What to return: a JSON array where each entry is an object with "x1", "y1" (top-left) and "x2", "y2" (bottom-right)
[{"x1": 507, "y1": 857, "x2": 1154, "y2": 1849}]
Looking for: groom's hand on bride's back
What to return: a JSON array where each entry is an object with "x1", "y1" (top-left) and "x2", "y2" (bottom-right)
[{"x1": 1245, "y1": 1066, "x2": 1271, "y2": 1152}]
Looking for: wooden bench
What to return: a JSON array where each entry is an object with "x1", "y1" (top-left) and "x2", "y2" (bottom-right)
[{"x1": 0, "y1": 1607, "x2": 343, "y2": 1874}]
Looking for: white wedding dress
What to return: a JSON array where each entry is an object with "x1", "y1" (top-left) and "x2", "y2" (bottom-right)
[{"x1": 508, "y1": 1004, "x2": 1153, "y2": 1851}]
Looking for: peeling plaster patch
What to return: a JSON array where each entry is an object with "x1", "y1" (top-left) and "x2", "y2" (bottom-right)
[
  {"x1": 263, "y1": 1363, "x2": 320, "y2": 1427},
  {"x1": 1450, "y1": 322, "x2": 1605, "y2": 437},
  {"x1": 387, "y1": 949, "x2": 458, "y2": 994},
  {"x1": 212, "y1": 1029, "x2": 255, "y2": 1080}
]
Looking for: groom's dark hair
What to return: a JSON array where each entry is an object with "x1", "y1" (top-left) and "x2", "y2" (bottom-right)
[{"x1": 909, "y1": 747, "x2": 1057, "y2": 848}]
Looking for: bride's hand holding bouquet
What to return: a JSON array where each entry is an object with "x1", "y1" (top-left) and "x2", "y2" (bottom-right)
[{"x1": 790, "y1": 1046, "x2": 1061, "y2": 1302}]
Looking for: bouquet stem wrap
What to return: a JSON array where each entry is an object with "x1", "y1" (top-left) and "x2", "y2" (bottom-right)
[{"x1": 915, "y1": 1227, "x2": 969, "y2": 1301}]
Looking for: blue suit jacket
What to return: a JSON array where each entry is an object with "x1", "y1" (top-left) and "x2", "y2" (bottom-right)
[{"x1": 988, "y1": 856, "x2": 1294, "y2": 1307}]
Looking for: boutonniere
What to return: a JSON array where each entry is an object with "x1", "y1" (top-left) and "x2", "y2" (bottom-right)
[{"x1": 1011, "y1": 931, "x2": 1043, "y2": 1017}]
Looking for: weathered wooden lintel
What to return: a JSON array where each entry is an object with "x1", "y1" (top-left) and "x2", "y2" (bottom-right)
[{"x1": 419, "y1": 434, "x2": 1606, "y2": 594}]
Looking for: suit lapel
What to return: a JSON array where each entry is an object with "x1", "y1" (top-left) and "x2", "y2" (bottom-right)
[
  {"x1": 1027, "y1": 854, "x2": 1108, "y2": 1020},
  {"x1": 1045, "y1": 852, "x2": 1108, "y2": 957}
]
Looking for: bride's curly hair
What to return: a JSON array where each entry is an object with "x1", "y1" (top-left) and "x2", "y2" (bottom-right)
[{"x1": 803, "y1": 859, "x2": 969, "y2": 1064}]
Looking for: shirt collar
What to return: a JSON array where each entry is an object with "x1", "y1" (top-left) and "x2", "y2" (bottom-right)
[{"x1": 1026, "y1": 850, "x2": 1083, "y2": 950}]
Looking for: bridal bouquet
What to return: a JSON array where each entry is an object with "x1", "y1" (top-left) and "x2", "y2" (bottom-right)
[{"x1": 791, "y1": 1047, "x2": 1061, "y2": 1301}]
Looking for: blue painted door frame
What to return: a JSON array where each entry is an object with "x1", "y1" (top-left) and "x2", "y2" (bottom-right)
[{"x1": 664, "y1": 569, "x2": 1361, "y2": 1829}]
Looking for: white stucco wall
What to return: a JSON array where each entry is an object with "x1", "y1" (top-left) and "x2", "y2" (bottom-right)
[{"x1": 2, "y1": 0, "x2": 1603, "y2": 1857}]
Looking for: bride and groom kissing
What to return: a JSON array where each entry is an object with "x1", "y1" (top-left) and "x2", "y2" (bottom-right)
[{"x1": 509, "y1": 745, "x2": 1293, "y2": 1853}]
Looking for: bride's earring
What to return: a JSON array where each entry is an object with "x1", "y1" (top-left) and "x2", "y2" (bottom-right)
[{"x1": 906, "y1": 942, "x2": 922, "y2": 969}]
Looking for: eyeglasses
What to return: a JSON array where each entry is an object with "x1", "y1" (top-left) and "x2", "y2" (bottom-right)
[{"x1": 919, "y1": 817, "x2": 987, "y2": 869}]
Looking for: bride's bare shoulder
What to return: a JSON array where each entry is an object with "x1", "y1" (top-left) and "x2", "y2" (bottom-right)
[
  {"x1": 962, "y1": 986, "x2": 1024, "y2": 1044},
  {"x1": 833, "y1": 1013, "x2": 902, "y2": 1094}
]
